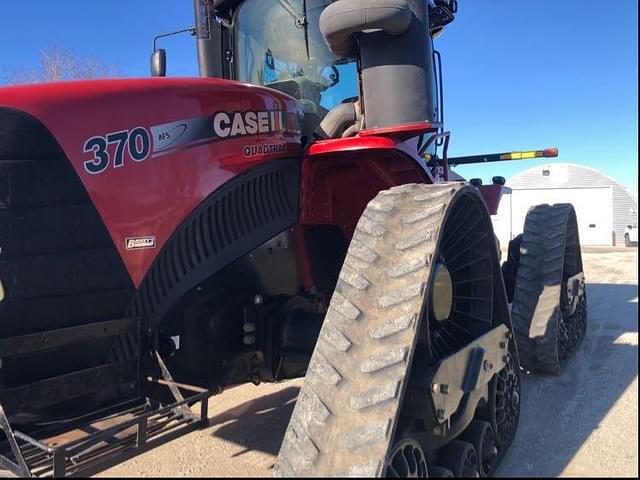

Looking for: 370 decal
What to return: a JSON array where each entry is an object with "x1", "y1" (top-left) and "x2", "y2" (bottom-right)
[
  {"x1": 82, "y1": 109, "x2": 299, "y2": 175},
  {"x1": 83, "y1": 127, "x2": 151, "y2": 174}
]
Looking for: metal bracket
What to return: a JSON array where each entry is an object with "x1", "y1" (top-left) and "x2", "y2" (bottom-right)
[
  {"x1": 0, "y1": 404, "x2": 31, "y2": 478},
  {"x1": 430, "y1": 324, "x2": 510, "y2": 424},
  {"x1": 152, "y1": 349, "x2": 195, "y2": 420},
  {"x1": 565, "y1": 272, "x2": 585, "y2": 316}
]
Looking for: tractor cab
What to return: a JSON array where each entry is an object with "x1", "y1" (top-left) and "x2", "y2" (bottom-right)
[
  {"x1": 187, "y1": 0, "x2": 458, "y2": 140},
  {"x1": 231, "y1": 0, "x2": 359, "y2": 138}
]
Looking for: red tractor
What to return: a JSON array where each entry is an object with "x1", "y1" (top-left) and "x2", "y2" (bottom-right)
[{"x1": 0, "y1": 0, "x2": 587, "y2": 477}]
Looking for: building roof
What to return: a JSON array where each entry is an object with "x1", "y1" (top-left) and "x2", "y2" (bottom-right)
[{"x1": 508, "y1": 163, "x2": 636, "y2": 197}]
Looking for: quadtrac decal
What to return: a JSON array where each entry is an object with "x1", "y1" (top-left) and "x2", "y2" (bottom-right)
[
  {"x1": 82, "y1": 110, "x2": 300, "y2": 175},
  {"x1": 242, "y1": 143, "x2": 287, "y2": 157}
]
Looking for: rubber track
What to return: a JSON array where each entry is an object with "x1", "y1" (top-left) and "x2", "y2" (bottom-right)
[
  {"x1": 274, "y1": 183, "x2": 468, "y2": 477},
  {"x1": 510, "y1": 203, "x2": 582, "y2": 374}
]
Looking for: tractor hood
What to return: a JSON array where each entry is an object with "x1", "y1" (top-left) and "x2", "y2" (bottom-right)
[{"x1": 0, "y1": 77, "x2": 303, "y2": 285}]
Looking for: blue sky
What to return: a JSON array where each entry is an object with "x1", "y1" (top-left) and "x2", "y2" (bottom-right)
[{"x1": 1, "y1": 0, "x2": 637, "y2": 196}]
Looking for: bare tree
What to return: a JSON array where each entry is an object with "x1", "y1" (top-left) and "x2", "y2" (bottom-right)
[{"x1": 2, "y1": 46, "x2": 119, "y2": 84}]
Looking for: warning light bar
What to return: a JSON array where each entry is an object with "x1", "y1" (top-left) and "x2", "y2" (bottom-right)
[
  {"x1": 499, "y1": 148, "x2": 558, "y2": 160},
  {"x1": 449, "y1": 148, "x2": 559, "y2": 166}
]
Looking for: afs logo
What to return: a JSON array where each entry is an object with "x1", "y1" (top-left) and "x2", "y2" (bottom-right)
[{"x1": 126, "y1": 236, "x2": 156, "y2": 250}]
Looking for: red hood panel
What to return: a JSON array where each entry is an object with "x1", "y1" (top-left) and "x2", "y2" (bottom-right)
[{"x1": 0, "y1": 78, "x2": 303, "y2": 286}]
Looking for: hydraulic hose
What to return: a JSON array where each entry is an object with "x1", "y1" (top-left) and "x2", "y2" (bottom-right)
[{"x1": 316, "y1": 101, "x2": 357, "y2": 138}]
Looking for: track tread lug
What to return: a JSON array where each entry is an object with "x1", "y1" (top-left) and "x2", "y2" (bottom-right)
[
  {"x1": 350, "y1": 381, "x2": 401, "y2": 410},
  {"x1": 369, "y1": 314, "x2": 416, "y2": 340},
  {"x1": 321, "y1": 323, "x2": 353, "y2": 352},
  {"x1": 308, "y1": 352, "x2": 343, "y2": 387},
  {"x1": 341, "y1": 420, "x2": 391, "y2": 450},
  {"x1": 395, "y1": 230, "x2": 436, "y2": 251},
  {"x1": 360, "y1": 347, "x2": 408, "y2": 373},
  {"x1": 349, "y1": 239, "x2": 379, "y2": 264},
  {"x1": 339, "y1": 264, "x2": 371, "y2": 291},
  {"x1": 387, "y1": 257, "x2": 427, "y2": 279},
  {"x1": 378, "y1": 283, "x2": 423, "y2": 309},
  {"x1": 331, "y1": 291, "x2": 361, "y2": 321}
]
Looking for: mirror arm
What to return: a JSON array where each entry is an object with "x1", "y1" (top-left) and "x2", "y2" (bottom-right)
[{"x1": 153, "y1": 26, "x2": 197, "y2": 52}]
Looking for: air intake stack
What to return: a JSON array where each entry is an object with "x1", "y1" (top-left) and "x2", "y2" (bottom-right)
[{"x1": 320, "y1": 0, "x2": 437, "y2": 130}]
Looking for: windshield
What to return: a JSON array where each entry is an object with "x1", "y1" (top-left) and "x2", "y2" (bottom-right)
[{"x1": 234, "y1": 0, "x2": 358, "y2": 115}]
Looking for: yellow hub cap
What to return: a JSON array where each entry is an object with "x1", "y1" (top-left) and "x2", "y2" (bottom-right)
[{"x1": 431, "y1": 263, "x2": 453, "y2": 322}]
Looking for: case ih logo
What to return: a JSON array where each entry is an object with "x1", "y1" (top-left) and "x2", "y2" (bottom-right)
[
  {"x1": 126, "y1": 236, "x2": 156, "y2": 250},
  {"x1": 213, "y1": 110, "x2": 285, "y2": 139}
]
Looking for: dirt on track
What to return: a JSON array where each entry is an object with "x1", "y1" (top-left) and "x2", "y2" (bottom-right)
[{"x1": 4, "y1": 250, "x2": 634, "y2": 478}]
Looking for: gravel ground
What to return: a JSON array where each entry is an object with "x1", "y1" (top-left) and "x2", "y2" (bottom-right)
[
  {"x1": 4, "y1": 249, "x2": 637, "y2": 478},
  {"x1": 496, "y1": 247, "x2": 638, "y2": 477},
  {"x1": 100, "y1": 248, "x2": 638, "y2": 478}
]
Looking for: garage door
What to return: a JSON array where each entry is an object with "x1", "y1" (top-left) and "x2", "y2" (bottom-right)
[{"x1": 502, "y1": 187, "x2": 613, "y2": 246}]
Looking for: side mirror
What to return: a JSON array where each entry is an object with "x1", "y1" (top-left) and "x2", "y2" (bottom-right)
[{"x1": 151, "y1": 49, "x2": 167, "y2": 77}]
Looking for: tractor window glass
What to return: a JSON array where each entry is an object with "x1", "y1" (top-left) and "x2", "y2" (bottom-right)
[{"x1": 234, "y1": 0, "x2": 358, "y2": 117}]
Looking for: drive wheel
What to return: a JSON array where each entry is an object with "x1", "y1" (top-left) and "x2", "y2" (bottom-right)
[
  {"x1": 386, "y1": 438, "x2": 428, "y2": 478},
  {"x1": 511, "y1": 203, "x2": 587, "y2": 374},
  {"x1": 437, "y1": 440, "x2": 480, "y2": 478},
  {"x1": 274, "y1": 183, "x2": 508, "y2": 477}
]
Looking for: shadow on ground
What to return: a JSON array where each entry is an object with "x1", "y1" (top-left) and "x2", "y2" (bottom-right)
[
  {"x1": 210, "y1": 386, "x2": 299, "y2": 458},
  {"x1": 210, "y1": 283, "x2": 638, "y2": 476},
  {"x1": 498, "y1": 283, "x2": 638, "y2": 477}
]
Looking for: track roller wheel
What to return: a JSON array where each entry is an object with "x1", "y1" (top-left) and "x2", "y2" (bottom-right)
[
  {"x1": 511, "y1": 203, "x2": 587, "y2": 374},
  {"x1": 459, "y1": 420, "x2": 498, "y2": 477},
  {"x1": 494, "y1": 352, "x2": 521, "y2": 446},
  {"x1": 427, "y1": 466, "x2": 454, "y2": 478},
  {"x1": 477, "y1": 347, "x2": 521, "y2": 469},
  {"x1": 386, "y1": 437, "x2": 428, "y2": 478},
  {"x1": 274, "y1": 183, "x2": 511, "y2": 477},
  {"x1": 437, "y1": 440, "x2": 479, "y2": 478}
]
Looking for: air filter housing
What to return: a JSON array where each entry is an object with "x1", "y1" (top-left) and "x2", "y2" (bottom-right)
[{"x1": 320, "y1": 0, "x2": 437, "y2": 130}]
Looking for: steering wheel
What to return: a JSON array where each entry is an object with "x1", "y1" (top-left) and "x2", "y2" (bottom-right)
[
  {"x1": 326, "y1": 65, "x2": 340, "y2": 87},
  {"x1": 315, "y1": 65, "x2": 340, "y2": 91}
]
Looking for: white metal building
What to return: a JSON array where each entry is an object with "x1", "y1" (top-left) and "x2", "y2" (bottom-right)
[{"x1": 492, "y1": 163, "x2": 638, "y2": 246}]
